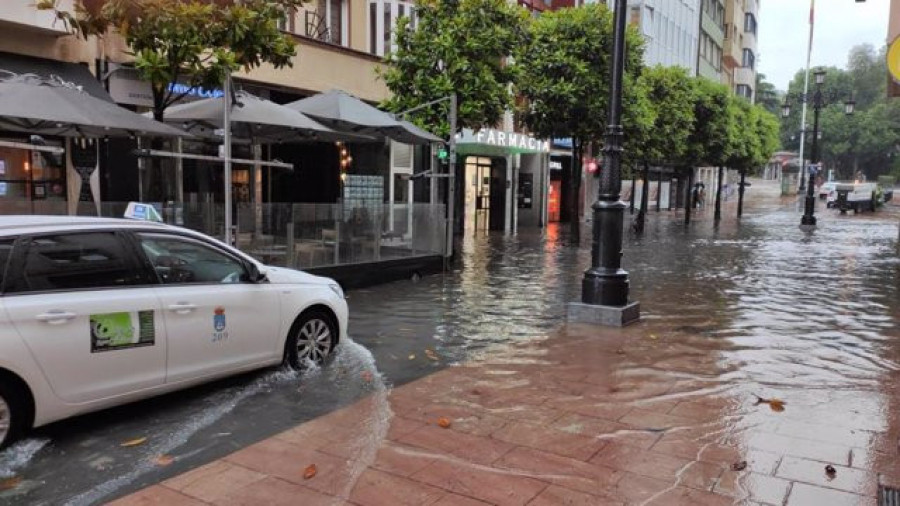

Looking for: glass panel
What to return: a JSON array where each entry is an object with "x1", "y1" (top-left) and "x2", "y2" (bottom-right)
[
  {"x1": 137, "y1": 233, "x2": 247, "y2": 285},
  {"x1": 10, "y1": 232, "x2": 146, "y2": 293},
  {"x1": 369, "y1": 1, "x2": 377, "y2": 54},
  {"x1": 0, "y1": 238, "x2": 14, "y2": 291}
]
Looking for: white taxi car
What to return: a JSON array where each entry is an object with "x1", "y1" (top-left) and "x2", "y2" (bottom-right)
[{"x1": 0, "y1": 215, "x2": 347, "y2": 448}]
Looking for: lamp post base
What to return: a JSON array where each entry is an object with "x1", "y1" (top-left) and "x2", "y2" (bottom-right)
[{"x1": 567, "y1": 301, "x2": 640, "y2": 327}]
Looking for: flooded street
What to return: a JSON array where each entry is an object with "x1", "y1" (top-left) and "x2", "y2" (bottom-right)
[{"x1": 2, "y1": 179, "x2": 899, "y2": 505}]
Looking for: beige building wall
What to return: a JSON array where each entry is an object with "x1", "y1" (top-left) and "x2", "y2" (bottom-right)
[{"x1": 1, "y1": 1, "x2": 388, "y2": 103}]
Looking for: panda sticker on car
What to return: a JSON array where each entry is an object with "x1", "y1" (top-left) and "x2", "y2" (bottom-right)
[{"x1": 90, "y1": 311, "x2": 155, "y2": 352}]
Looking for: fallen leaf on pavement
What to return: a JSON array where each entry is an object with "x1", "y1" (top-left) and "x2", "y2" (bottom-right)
[
  {"x1": 408, "y1": 354, "x2": 416, "y2": 360},
  {"x1": 437, "y1": 417, "x2": 452, "y2": 428},
  {"x1": 731, "y1": 460, "x2": 747, "y2": 471},
  {"x1": 303, "y1": 464, "x2": 317, "y2": 480},
  {"x1": 825, "y1": 464, "x2": 836, "y2": 478},
  {"x1": 648, "y1": 334, "x2": 658, "y2": 340},
  {"x1": 153, "y1": 455, "x2": 174, "y2": 466},
  {"x1": 424, "y1": 349, "x2": 439, "y2": 361},
  {"x1": 120, "y1": 437, "x2": 147, "y2": 447},
  {"x1": 0, "y1": 476, "x2": 22, "y2": 491},
  {"x1": 615, "y1": 348, "x2": 626, "y2": 355},
  {"x1": 752, "y1": 394, "x2": 786, "y2": 412}
]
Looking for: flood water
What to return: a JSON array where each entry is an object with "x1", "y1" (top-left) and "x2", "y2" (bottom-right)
[{"x1": 1, "y1": 180, "x2": 898, "y2": 504}]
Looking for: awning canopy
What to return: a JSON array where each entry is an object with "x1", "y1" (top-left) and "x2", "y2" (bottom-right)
[
  {"x1": 0, "y1": 72, "x2": 189, "y2": 138},
  {"x1": 159, "y1": 90, "x2": 373, "y2": 143},
  {"x1": 285, "y1": 89, "x2": 443, "y2": 145},
  {"x1": 0, "y1": 51, "x2": 111, "y2": 102}
]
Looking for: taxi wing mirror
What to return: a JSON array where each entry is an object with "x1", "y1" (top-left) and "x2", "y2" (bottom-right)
[{"x1": 246, "y1": 262, "x2": 267, "y2": 283}]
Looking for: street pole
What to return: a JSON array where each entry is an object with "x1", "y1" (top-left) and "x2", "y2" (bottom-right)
[
  {"x1": 568, "y1": 0, "x2": 639, "y2": 326},
  {"x1": 223, "y1": 71, "x2": 233, "y2": 246},
  {"x1": 446, "y1": 93, "x2": 457, "y2": 260},
  {"x1": 737, "y1": 169, "x2": 746, "y2": 218},
  {"x1": 801, "y1": 87, "x2": 821, "y2": 228}
]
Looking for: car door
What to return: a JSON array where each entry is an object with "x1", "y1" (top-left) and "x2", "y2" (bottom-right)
[
  {"x1": 132, "y1": 231, "x2": 282, "y2": 384},
  {"x1": 2, "y1": 230, "x2": 166, "y2": 404}
]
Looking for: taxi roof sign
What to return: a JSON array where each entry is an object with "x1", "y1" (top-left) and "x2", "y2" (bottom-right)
[{"x1": 124, "y1": 202, "x2": 163, "y2": 222}]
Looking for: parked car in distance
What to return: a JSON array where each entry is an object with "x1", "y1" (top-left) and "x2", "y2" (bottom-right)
[{"x1": 0, "y1": 214, "x2": 347, "y2": 448}]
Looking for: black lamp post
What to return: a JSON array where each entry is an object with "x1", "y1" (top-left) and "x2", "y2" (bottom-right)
[
  {"x1": 568, "y1": 0, "x2": 638, "y2": 326},
  {"x1": 781, "y1": 69, "x2": 855, "y2": 229}
]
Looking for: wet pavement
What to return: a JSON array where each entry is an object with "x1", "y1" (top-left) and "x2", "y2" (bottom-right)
[{"x1": 3, "y1": 179, "x2": 900, "y2": 505}]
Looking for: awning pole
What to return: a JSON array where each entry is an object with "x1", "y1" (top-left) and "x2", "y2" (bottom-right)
[{"x1": 224, "y1": 71, "x2": 233, "y2": 246}]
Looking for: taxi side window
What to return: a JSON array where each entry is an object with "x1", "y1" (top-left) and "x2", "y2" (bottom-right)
[
  {"x1": 137, "y1": 233, "x2": 246, "y2": 285},
  {"x1": 0, "y1": 238, "x2": 14, "y2": 292},
  {"x1": 7, "y1": 232, "x2": 148, "y2": 294}
]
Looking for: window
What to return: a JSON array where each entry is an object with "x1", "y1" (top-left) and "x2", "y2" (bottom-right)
[
  {"x1": 137, "y1": 233, "x2": 247, "y2": 285},
  {"x1": 744, "y1": 13, "x2": 757, "y2": 35},
  {"x1": 742, "y1": 48, "x2": 755, "y2": 70},
  {"x1": 368, "y1": 0, "x2": 417, "y2": 56},
  {"x1": 8, "y1": 232, "x2": 148, "y2": 293},
  {"x1": 736, "y1": 84, "x2": 753, "y2": 100},
  {"x1": 307, "y1": 0, "x2": 347, "y2": 45},
  {"x1": 0, "y1": 238, "x2": 14, "y2": 291}
]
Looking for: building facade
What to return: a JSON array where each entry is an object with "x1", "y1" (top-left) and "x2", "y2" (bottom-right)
[
  {"x1": 603, "y1": 0, "x2": 702, "y2": 75},
  {"x1": 723, "y1": 0, "x2": 758, "y2": 101},
  {"x1": 697, "y1": 0, "x2": 725, "y2": 82}
]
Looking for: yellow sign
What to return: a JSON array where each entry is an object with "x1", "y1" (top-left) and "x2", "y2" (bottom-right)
[{"x1": 889, "y1": 36, "x2": 900, "y2": 83}]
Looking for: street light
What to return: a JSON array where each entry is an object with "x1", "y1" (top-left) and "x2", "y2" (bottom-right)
[
  {"x1": 780, "y1": 68, "x2": 855, "y2": 229},
  {"x1": 567, "y1": 0, "x2": 639, "y2": 326}
]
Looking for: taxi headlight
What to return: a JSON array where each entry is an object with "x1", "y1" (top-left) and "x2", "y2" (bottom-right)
[{"x1": 328, "y1": 283, "x2": 344, "y2": 299}]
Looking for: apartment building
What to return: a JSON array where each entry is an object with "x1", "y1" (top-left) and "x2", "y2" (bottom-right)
[
  {"x1": 602, "y1": 0, "x2": 701, "y2": 75},
  {"x1": 697, "y1": 0, "x2": 726, "y2": 82},
  {"x1": 723, "y1": 0, "x2": 758, "y2": 102}
]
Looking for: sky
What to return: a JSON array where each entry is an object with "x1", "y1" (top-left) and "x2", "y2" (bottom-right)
[{"x1": 758, "y1": 0, "x2": 892, "y2": 92}]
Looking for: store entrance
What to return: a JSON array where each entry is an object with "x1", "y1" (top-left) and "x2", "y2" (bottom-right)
[{"x1": 463, "y1": 156, "x2": 506, "y2": 233}]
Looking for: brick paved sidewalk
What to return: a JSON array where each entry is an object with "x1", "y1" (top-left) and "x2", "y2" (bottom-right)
[{"x1": 112, "y1": 318, "x2": 900, "y2": 506}]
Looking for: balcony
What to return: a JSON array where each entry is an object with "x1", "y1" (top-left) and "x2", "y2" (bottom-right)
[{"x1": 734, "y1": 66, "x2": 755, "y2": 87}]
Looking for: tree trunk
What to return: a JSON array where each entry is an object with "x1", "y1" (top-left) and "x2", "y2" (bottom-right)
[
  {"x1": 684, "y1": 168, "x2": 694, "y2": 225},
  {"x1": 629, "y1": 170, "x2": 636, "y2": 214},
  {"x1": 634, "y1": 161, "x2": 650, "y2": 233},
  {"x1": 714, "y1": 165, "x2": 724, "y2": 222},
  {"x1": 656, "y1": 169, "x2": 662, "y2": 212},
  {"x1": 570, "y1": 139, "x2": 582, "y2": 239}
]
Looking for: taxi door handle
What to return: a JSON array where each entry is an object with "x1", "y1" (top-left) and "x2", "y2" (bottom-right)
[
  {"x1": 168, "y1": 302, "x2": 197, "y2": 314},
  {"x1": 35, "y1": 311, "x2": 77, "y2": 324}
]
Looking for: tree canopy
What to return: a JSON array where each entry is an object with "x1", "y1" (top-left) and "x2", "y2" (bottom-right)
[
  {"x1": 379, "y1": 0, "x2": 529, "y2": 137},
  {"x1": 513, "y1": 3, "x2": 645, "y2": 147},
  {"x1": 779, "y1": 43, "x2": 899, "y2": 180},
  {"x1": 38, "y1": 0, "x2": 305, "y2": 120}
]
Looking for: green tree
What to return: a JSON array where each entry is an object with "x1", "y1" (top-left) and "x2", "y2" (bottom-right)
[
  {"x1": 686, "y1": 77, "x2": 736, "y2": 169},
  {"x1": 779, "y1": 67, "x2": 853, "y2": 154},
  {"x1": 755, "y1": 73, "x2": 780, "y2": 117},
  {"x1": 379, "y1": 0, "x2": 529, "y2": 137},
  {"x1": 38, "y1": 0, "x2": 304, "y2": 121},
  {"x1": 513, "y1": 3, "x2": 646, "y2": 230},
  {"x1": 846, "y1": 43, "x2": 886, "y2": 111}
]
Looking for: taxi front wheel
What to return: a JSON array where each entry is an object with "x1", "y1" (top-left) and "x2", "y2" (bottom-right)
[
  {"x1": 0, "y1": 381, "x2": 27, "y2": 450},
  {"x1": 284, "y1": 309, "x2": 337, "y2": 370}
]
